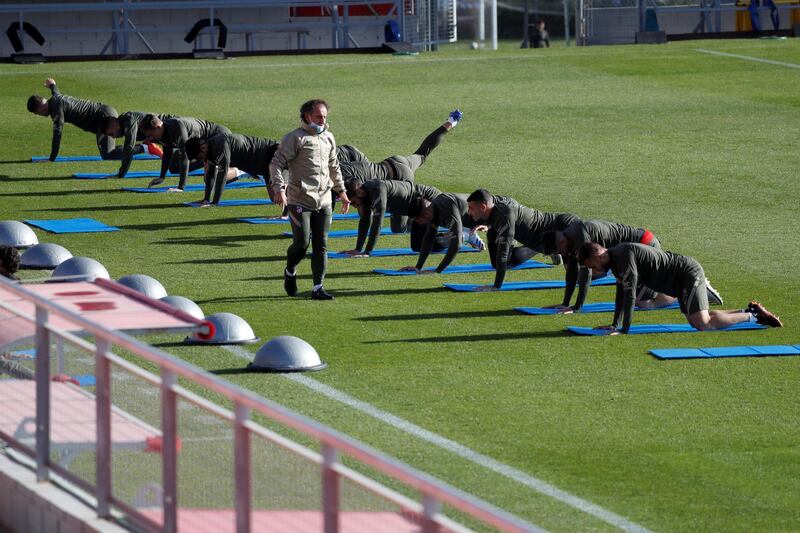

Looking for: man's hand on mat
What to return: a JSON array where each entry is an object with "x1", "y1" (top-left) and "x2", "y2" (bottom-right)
[
  {"x1": 473, "y1": 285, "x2": 498, "y2": 292},
  {"x1": 167, "y1": 188, "x2": 183, "y2": 193},
  {"x1": 148, "y1": 176, "x2": 166, "y2": 188}
]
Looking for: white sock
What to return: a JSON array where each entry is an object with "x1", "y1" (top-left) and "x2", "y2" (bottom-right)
[
  {"x1": 312, "y1": 284, "x2": 323, "y2": 292},
  {"x1": 447, "y1": 118, "x2": 459, "y2": 127},
  {"x1": 747, "y1": 313, "x2": 758, "y2": 323},
  {"x1": 285, "y1": 268, "x2": 296, "y2": 277}
]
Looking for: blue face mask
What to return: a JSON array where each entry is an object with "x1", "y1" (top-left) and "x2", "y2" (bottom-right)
[{"x1": 309, "y1": 122, "x2": 326, "y2": 134}]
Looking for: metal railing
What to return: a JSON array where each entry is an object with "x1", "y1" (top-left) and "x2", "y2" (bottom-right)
[{"x1": 0, "y1": 276, "x2": 540, "y2": 533}]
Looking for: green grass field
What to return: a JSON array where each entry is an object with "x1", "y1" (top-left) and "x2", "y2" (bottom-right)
[{"x1": 2, "y1": 38, "x2": 799, "y2": 531}]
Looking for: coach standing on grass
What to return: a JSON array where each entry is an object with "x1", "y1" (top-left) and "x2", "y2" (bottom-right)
[{"x1": 270, "y1": 99, "x2": 351, "y2": 300}]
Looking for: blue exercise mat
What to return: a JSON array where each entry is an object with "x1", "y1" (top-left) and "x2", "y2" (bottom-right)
[
  {"x1": 328, "y1": 247, "x2": 479, "y2": 259},
  {"x1": 285, "y1": 227, "x2": 397, "y2": 238},
  {"x1": 32, "y1": 154, "x2": 158, "y2": 162},
  {"x1": 444, "y1": 276, "x2": 616, "y2": 292},
  {"x1": 123, "y1": 181, "x2": 264, "y2": 193},
  {"x1": 651, "y1": 344, "x2": 800, "y2": 359},
  {"x1": 516, "y1": 301, "x2": 680, "y2": 315},
  {"x1": 25, "y1": 218, "x2": 119, "y2": 234},
  {"x1": 375, "y1": 260, "x2": 551, "y2": 276},
  {"x1": 185, "y1": 199, "x2": 272, "y2": 208},
  {"x1": 567, "y1": 322, "x2": 767, "y2": 336},
  {"x1": 9, "y1": 349, "x2": 36, "y2": 360},
  {"x1": 72, "y1": 374, "x2": 97, "y2": 387},
  {"x1": 239, "y1": 213, "x2": 386, "y2": 224},
  {"x1": 74, "y1": 169, "x2": 204, "y2": 179}
]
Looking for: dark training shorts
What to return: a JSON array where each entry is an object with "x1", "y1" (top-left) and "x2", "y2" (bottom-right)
[{"x1": 678, "y1": 260, "x2": 709, "y2": 315}]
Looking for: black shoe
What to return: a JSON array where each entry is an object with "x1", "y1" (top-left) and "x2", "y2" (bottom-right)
[
  {"x1": 311, "y1": 287, "x2": 334, "y2": 300},
  {"x1": 747, "y1": 301, "x2": 783, "y2": 327},
  {"x1": 284, "y1": 269, "x2": 297, "y2": 296}
]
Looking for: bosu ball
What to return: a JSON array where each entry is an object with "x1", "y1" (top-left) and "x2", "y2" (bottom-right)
[
  {"x1": 160, "y1": 296, "x2": 204, "y2": 320},
  {"x1": 117, "y1": 274, "x2": 168, "y2": 299},
  {"x1": 0, "y1": 221, "x2": 38, "y2": 248},
  {"x1": 184, "y1": 312, "x2": 259, "y2": 345},
  {"x1": 51, "y1": 257, "x2": 110, "y2": 282},
  {"x1": 247, "y1": 336, "x2": 327, "y2": 372},
  {"x1": 20, "y1": 243, "x2": 73, "y2": 269}
]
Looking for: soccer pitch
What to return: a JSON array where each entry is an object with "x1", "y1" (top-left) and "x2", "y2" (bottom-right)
[{"x1": 2, "y1": 38, "x2": 799, "y2": 531}]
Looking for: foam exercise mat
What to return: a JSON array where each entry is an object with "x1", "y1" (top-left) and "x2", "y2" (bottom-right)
[
  {"x1": 515, "y1": 301, "x2": 680, "y2": 315},
  {"x1": 375, "y1": 260, "x2": 551, "y2": 276},
  {"x1": 124, "y1": 181, "x2": 264, "y2": 193},
  {"x1": 239, "y1": 213, "x2": 385, "y2": 224},
  {"x1": 285, "y1": 228, "x2": 397, "y2": 238},
  {"x1": 328, "y1": 247, "x2": 479, "y2": 259},
  {"x1": 32, "y1": 154, "x2": 158, "y2": 162},
  {"x1": 184, "y1": 199, "x2": 272, "y2": 208},
  {"x1": 25, "y1": 218, "x2": 119, "y2": 234},
  {"x1": 566, "y1": 322, "x2": 766, "y2": 336},
  {"x1": 74, "y1": 169, "x2": 204, "y2": 179},
  {"x1": 650, "y1": 344, "x2": 800, "y2": 359},
  {"x1": 444, "y1": 276, "x2": 616, "y2": 292}
]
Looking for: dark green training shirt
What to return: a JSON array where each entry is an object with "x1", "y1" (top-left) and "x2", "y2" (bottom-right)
[
  {"x1": 159, "y1": 117, "x2": 231, "y2": 188},
  {"x1": 607, "y1": 243, "x2": 700, "y2": 332},
  {"x1": 114, "y1": 111, "x2": 172, "y2": 179},
  {"x1": 340, "y1": 159, "x2": 396, "y2": 184},
  {"x1": 48, "y1": 84, "x2": 114, "y2": 160},
  {"x1": 205, "y1": 132, "x2": 279, "y2": 177},
  {"x1": 337, "y1": 144, "x2": 369, "y2": 164},
  {"x1": 203, "y1": 132, "x2": 279, "y2": 203},
  {"x1": 416, "y1": 192, "x2": 475, "y2": 272},
  {"x1": 562, "y1": 219, "x2": 651, "y2": 310},
  {"x1": 356, "y1": 180, "x2": 441, "y2": 253},
  {"x1": 488, "y1": 196, "x2": 577, "y2": 287}
]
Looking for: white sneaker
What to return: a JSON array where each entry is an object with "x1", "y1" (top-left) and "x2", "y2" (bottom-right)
[
  {"x1": 705, "y1": 279, "x2": 723, "y2": 305},
  {"x1": 464, "y1": 229, "x2": 485, "y2": 251}
]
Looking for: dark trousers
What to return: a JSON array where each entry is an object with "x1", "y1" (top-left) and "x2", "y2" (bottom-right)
[
  {"x1": 409, "y1": 221, "x2": 448, "y2": 252},
  {"x1": 286, "y1": 204, "x2": 332, "y2": 286},
  {"x1": 383, "y1": 125, "x2": 448, "y2": 181},
  {"x1": 487, "y1": 227, "x2": 536, "y2": 268}
]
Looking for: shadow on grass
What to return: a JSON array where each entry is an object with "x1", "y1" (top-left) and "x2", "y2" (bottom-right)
[
  {"x1": 123, "y1": 219, "x2": 275, "y2": 231},
  {"x1": 0, "y1": 174, "x2": 66, "y2": 182},
  {"x1": 195, "y1": 286, "x2": 447, "y2": 303},
  {"x1": 365, "y1": 330, "x2": 569, "y2": 343},
  {"x1": 0, "y1": 160, "x2": 34, "y2": 164},
  {"x1": 0, "y1": 188, "x2": 123, "y2": 198},
  {"x1": 332, "y1": 286, "x2": 449, "y2": 297},
  {"x1": 38, "y1": 203, "x2": 196, "y2": 213},
  {"x1": 244, "y1": 270, "x2": 378, "y2": 282},
  {"x1": 210, "y1": 368, "x2": 254, "y2": 376},
  {"x1": 357, "y1": 309, "x2": 519, "y2": 321},
  {"x1": 170, "y1": 252, "x2": 286, "y2": 264}
]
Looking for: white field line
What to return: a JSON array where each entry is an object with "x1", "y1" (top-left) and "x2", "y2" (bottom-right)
[
  {"x1": 223, "y1": 344, "x2": 653, "y2": 533},
  {"x1": 0, "y1": 53, "x2": 543, "y2": 77},
  {"x1": 695, "y1": 48, "x2": 800, "y2": 69}
]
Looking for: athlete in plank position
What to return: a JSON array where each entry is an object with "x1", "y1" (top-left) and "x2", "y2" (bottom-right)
[{"x1": 577, "y1": 242, "x2": 782, "y2": 334}]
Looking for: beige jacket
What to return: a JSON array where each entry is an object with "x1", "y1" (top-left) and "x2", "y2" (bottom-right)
[{"x1": 269, "y1": 122, "x2": 344, "y2": 211}]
